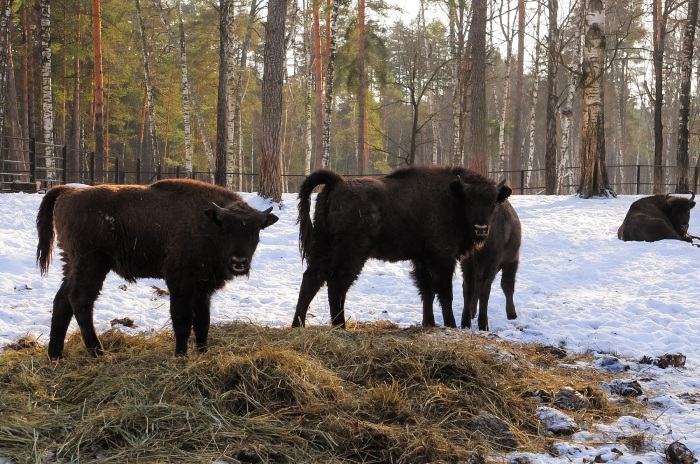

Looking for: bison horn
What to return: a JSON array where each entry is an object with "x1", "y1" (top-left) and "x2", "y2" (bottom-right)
[
  {"x1": 497, "y1": 179, "x2": 507, "y2": 189},
  {"x1": 689, "y1": 191, "x2": 695, "y2": 202}
]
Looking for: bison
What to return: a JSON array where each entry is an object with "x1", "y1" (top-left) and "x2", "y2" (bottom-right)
[
  {"x1": 460, "y1": 199, "x2": 521, "y2": 331},
  {"x1": 36, "y1": 179, "x2": 278, "y2": 358},
  {"x1": 617, "y1": 192, "x2": 698, "y2": 243},
  {"x1": 291, "y1": 166, "x2": 512, "y2": 329}
]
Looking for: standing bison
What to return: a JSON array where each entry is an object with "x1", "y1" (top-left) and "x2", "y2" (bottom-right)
[
  {"x1": 291, "y1": 166, "x2": 512, "y2": 329},
  {"x1": 617, "y1": 192, "x2": 698, "y2": 243},
  {"x1": 36, "y1": 179, "x2": 278, "y2": 358},
  {"x1": 460, "y1": 199, "x2": 521, "y2": 331}
]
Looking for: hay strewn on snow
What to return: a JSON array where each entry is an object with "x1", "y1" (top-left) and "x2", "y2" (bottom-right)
[{"x1": 0, "y1": 322, "x2": 633, "y2": 463}]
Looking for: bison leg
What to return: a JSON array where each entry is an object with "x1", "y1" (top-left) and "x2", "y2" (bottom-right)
[
  {"x1": 68, "y1": 264, "x2": 109, "y2": 357},
  {"x1": 326, "y1": 257, "x2": 365, "y2": 328},
  {"x1": 410, "y1": 261, "x2": 436, "y2": 327},
  {"x1": 192, "y1": 290, "x2": 213, "y2": 353},
  {"x1": 433, "y1": 266, "x2": 457, "y2": 329},
  {"x1": 48, "y1": 280, "x2": 74, "y2": 359},
  {"x1": 501, "y1": 260, "x2": 519, "y2": 321},
  {"x1": 476, "y1": 278, "x2": 493, "y2": 331},
  {"x1": 169, "y1": 287, "x2": 195, "y2": 356},
  {"x1": 460, "y1": 260, "x2": 479, "y2": 329},
  {"x1": 292, "y1": 264, "x2": 328, "y2": 328}
]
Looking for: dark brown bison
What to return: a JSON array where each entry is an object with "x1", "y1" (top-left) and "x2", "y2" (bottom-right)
[
  {"x1": 617, "y1": 192, "x2": 698, "y2": 243},
  {"x1": 36, "y1": 179, "x2": 278, "y2": 358},
  {"x1": 460, "y1": 199, "x2": 521, "y2": 331},
  {"x1": 291, "y1": 166, "x2": 512, "y2": 329}
]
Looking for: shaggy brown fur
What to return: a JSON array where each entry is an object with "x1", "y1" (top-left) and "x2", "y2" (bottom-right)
[
  {"x1": 617, "y1": 193, "x2": 697, "y2": 243},
  {"x1": 460, "y1": 199, "x2": 521, "y2": 331},
  {"x1": 292, "y1": 166, "x2": 512, "y2": 329},
  {"x1": 36, "y1": 179, "x2": 278, "y2": 358}
]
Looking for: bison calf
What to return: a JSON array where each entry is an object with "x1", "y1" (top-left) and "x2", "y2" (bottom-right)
[
  {"x1": 292, "y1": 166, "x2": 512, "y2": 329},
  {"x1": 460, "y1": 199, "x2": 521, "y2": 331},
  {"x1": 617, "y1": 193, "x2": 697, "y2": 243},
  {"x1": 36, "y1": 179, "x2": 278, "y2": 358}
]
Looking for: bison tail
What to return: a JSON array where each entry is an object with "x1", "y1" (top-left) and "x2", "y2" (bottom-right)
[
  {"x1": 36, "y1": 185, "x2": 72, "y2": 275},
  {"x1": 297, "y1": 169, "x2": 344, "y2": 261}
]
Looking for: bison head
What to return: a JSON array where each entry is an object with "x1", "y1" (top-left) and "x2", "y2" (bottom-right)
[
  {"x1": 205, "y1": 203, "x2": 279, "y2": 277},
  {"x1": 450, "y1": 177, "x2": 512, "y2": 244},
  {"x1": 668, "y1": 192, "x2": 696, "y2": 235}
]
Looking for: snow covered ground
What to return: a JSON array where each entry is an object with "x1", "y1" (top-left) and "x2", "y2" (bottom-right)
[{"x1": 1, "y1": 188, "x2": 699, "y2": 463}]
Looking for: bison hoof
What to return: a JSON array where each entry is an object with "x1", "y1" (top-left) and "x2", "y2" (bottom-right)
[{"x1": 507, "y1": 313, "x2": 518, "y2": 320}]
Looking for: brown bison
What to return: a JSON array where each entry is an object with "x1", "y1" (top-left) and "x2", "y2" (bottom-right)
[
  {"x1": 617, "y1": 192, "x2": 698, "y2": 243},
  {"x1": 291, "y1": 166, "x2": 512, "y2": 329},
  {"x1": 36, "y1": 179, "x2": 278, "y2": 358},
  {"x1": 460, "y1": 199, "x2": 521, "y2": 331}
]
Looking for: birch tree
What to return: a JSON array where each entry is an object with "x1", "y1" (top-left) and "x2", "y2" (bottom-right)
[
  {"x1": 510, "y1": 0, "x2": 525, "y2": 187},
  {"x1": 322, "y1": 0, "x2": 339, "y2": 167},
  {"x1": 524, "y1": 3, "x2": 541, "y2": 189},
  {"x1": 496, "y1": 0, "x2": 514, "y2": 175},
  {"x1": 215, "y1": 0, "x2": 233, "y2": 186},
  {"x1": 675, "y1": 0, "x2": 698, "y2": 193},
  {"x1": 135, "y1": 0, "x2": 158, "y2": 168},
  {"x1": 312, "y1": 0, "x2": 323, "y2": 169},
  {"x1": 357, "y1": 0, "x2": 368, "y2": 173},
  {"x1": 577, "y1": 0, "x2": 612, "y2": 198},
  {"x1": 558, "y1": 20, "x2": 581, "y2": 194},
  {"x1": 303, "y1": 0, "x2": 312, "y2": 174},
  {"x1": 40, "y1": 0, "x2": 56, "y2": 180}
]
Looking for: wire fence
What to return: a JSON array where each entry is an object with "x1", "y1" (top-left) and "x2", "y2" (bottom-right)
[{"x1": 2, "y1": 136, "x2": 698, "y2": 195}]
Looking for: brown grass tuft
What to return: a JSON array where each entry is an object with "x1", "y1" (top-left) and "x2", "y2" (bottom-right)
[{"x1": 0, "y1": 322, "x2": 640, "y2": 463}]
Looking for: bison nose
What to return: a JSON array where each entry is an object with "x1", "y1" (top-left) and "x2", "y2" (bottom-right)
[
  {"x1": 231, "y1": 256, "x2": 250, "y2": 272},
  {"x1": 474, "y1": 224, "x2": 489, "y2": 237}
]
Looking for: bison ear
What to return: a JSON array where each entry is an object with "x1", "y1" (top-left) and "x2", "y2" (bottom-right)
[
  {"x1": 449, "y1": 176, "x2": 469, "y2": 198},
  {"x1": 260, "y1": 207, "x2": 279, "y2": 229},
  {"x1": 496, "y1": 180, "x2": 512, "y2": 203},
  {"x1": 204, "y1": 202, "x2": 226, "y2": 227}
]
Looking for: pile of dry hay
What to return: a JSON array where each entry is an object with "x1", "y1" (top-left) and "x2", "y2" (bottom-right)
[{"x1": 0, "y1": 322, "x2": 634, "y2": 463}]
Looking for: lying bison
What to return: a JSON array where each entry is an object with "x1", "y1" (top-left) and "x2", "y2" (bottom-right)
[
  {"x1": 36, "y1": 179, "x2": 278, "y2": 358},
  {"x1": 617, "y1": 192, "x2": 698, "y2": 243},
  {"x1": 460, "y1": 199, "x2": 521, "y2": 331},
  {"x1": 291, "y1": 166, "x2": 512, "y2": 329}
]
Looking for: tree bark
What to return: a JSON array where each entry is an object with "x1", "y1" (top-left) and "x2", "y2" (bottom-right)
[
  {"x1": 69, "y1": 50, "x2": 80, "y2": 183},
  {"x1": 652, "y1": 0, "x2": 666, "y2": 194},
  {"x1": 577, "y1": 0, "x2": 612, "y2": 198},
  {"x1": 258, "y1": 0, "x2": 288, "y2": 201},
  {"x1": 524, "y1": 3, "x2": 541, "y2": 189},
  {"x1": 215, "y1": 0, "x2": 233, "y2": 186},
  {"x1": 357, "y1": 0, "x2": 368, "y2": 174},
  {"x1": 0, "y1": 0, "x2": 12, "y2": 135},
  {"x1": 303, "y1": 0, "x2": 312, "y2": 174},
  {"x1": 510, "y1": 0, "x2": 524, "y2": 187},
  {"x1": 544, "y1": 0, "x2": 558, "y2": 194},
  {"x1": 467, "y1": 0, "x2": 487, "y2": 176},
  {"x1": 92, "y1": 0, "x2": 105, "y2": 182},
  {"x1": 135, "y1": 0, "x2": 158, "y2": 169},
  {"x1": 497, "y1": 0, "x2": 513, "y2": 175},
  {"x1": 40, "y1": 0, "x2": 55, "y2": 180},
  {"x1": 322, "y1": 0, "x2": 338, "y2": 167},
  {"x1": 675, "y1": 0, "x2": 698, "y2": 193},
  {"x1": 312, "y1": 0, "x2": 323, "y2": 169},
  {"x1": 558, "y1": 21, "x2": 581, "y2": 194}
]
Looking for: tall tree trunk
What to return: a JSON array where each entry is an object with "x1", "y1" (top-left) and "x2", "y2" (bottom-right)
[
  {"x1": 135, "y1": 0, "x2": 158, "y2": 169},
  {"x1": 40, "y1": 0, "x2": 55, "y2": 180},
  {"x1": 652, "y1": 0, "x2": 666, "y2": 193},
  {"x1": 544, "y1": 0, "x2": 558, "y2": 194},
  {"x1": 467, "y1": 0, "x2": 487, "y2": 176},
  {"x1": 92, "y1": 0, "x2": 105, "y2": 183},
  {"x1": 7, "y1": 46, "x2": 27, "y2": 177},
  {"x1": 577, "y1": 0, "x2": 612, "y2": 198},
  {"x1": 357, "y1": 0, "x2": 368, "y2": 174},
  {"x1": 258, "y1": 0, "x2": 288, "y2": 201},
  {"x1": 303, "y1": 0, "x2": 312, "y2": 174},
  {"x1": 215, "y1": 0, "x2": 233, "y2": 186},
  {"x1": 675, "y1": 0, "x2": 698, "y2": 193},
  {"x1": 524, "y1": 3, "x2": 541, "y2": 189},
  {"x1": 497, "y1": 0, "x2": 513, "y2": 175},
  {"x1": 510, "y1": 0, "x2": 524, "y2": 187},
  {"x1": 69, "y1": 50, "x2": 80, "y2": 183},
  {"x1": 312, "y1": 0, "x2": 323, "y2": 169},
  {"x1": 322, "y1": 0, "x2": 338, "y2": 167},
  {"x1": 558, "y1": 17, "x2": 581, "y2": 194},
  {"x1": 0, "y1": 0, "x2": 12, "y2": 135}
]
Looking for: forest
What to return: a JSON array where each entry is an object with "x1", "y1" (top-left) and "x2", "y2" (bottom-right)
[{"x1": 1, "y1": 0, "x2": 700, "y2": 200}]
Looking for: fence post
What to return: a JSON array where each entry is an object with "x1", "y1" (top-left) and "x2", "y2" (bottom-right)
[
  {"x1": 694, "y1": 166, "x2": 699, "y2": 194},
  {"x1": 519, "y1": 170, "x2": 525, "y2": 195},
  {"x1": 191, "y1": 166, "x2": 196, "y2": 180},
  {"x1": 89, "y1": 152, "x2": 95, "y2": 186},
  {"x1": 29, "y1": 138, "x2": 36, "y2": 183},
  {"x1": 176, "y1": 166, "x2": 180, "y2": 179},
  {"x1": 136, "y1": 159, "x2": 141, "y2": 184},
  {"x1": 61, "y1": 146, "x2": 68, "y2": 185},
  {"x1": 114, "y1": 157, "x2": 120, "y2": 184},
  {"x1": 157, "y1": 164, "x2": 162, "y2": 180},
  {"x1": 636, "y1": 165, "x2": 641, "y2": 195}
]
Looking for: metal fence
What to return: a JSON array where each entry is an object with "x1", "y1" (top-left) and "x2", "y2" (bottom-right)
[{"x1": 2, "y1": 136, "x2": 699, "y2": 195}]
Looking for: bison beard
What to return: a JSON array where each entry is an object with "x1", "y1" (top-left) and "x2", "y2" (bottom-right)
[
  {"x1": 36, "y1": 179, "x2": 278, "y2": 358},
  {"x1": 292, "y1": 166, "x2": 512, "y2": 329}
]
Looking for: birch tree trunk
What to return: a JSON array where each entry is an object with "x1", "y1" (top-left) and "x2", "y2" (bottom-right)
[
  {"x1": 322, "y1": 0, "x2": 338, "y2": 167},
  {"x1": 135, "y1": 0, "x2": 158, "y2": 169},
  {"x1": 258, "y1": 0, "x2": 287, "y2": 202},
  {"x1": 215, "y1": 0, "x2": 233, "y2": 186},
  {"x1": 303, "y1": 0, "x2": 312, "y2": 174},
  {"x1": 577, "y1": 0, "x2": 612, "y2": 198},
  {"x1": 40, "y1": 0, "x2": 56, "y2": 180},
  {"x1": 497, "y1": 0, "x2": 513, "y2": 175},
  {"x1": 312, "y1": 0, "x2": 323, "y2": 169},
  {"x1": 558, "y1": 21, "x2": 581, "y2": 194},
  {"x1": 510, "y1": 0, "x2": 525, "y2": 188},
  {"x1": 544, "y1": 0, "x2": 558, "y2": 194},
  {"x1": 357, "y1": 0, "x2": 369, "y2": 174},
  {"x1": 675, "y1": 0, "x2": 698, "y2": 193},
  {"x1": 524, "y1": 3, "x2": 541, "y2": 189}
]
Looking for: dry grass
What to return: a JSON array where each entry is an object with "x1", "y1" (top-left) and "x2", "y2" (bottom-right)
[{"x1": 0, "y1": 322, "x2": 635, "y2": 463}]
